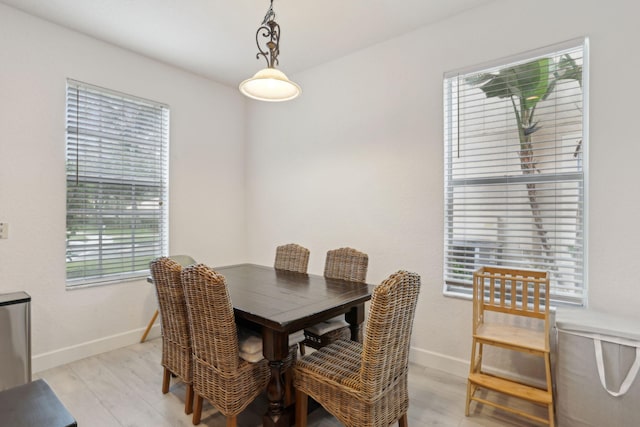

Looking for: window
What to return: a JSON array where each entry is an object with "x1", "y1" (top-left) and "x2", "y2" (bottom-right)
[
  {"x1": 65, "y1": 80, "x2": 169, "y2": 287},
  {"x1": 443, "y1": 39, "x2": 587, "y2": 305}
]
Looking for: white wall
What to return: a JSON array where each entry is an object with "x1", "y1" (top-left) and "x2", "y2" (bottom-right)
[
  {"x1": 2, "y1": 0, "x2": 639, "y2": 378},
  {"x1": 0, "y1": 4, "x2": 247, "y2": 372},
  {"x1": 246, "y1": 0, "x2": 640, "y2": 377}
]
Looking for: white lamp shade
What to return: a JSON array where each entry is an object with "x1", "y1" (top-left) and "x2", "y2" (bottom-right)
[{"x1": 239, "y1": 67, "x2": 301, "y2": 102}]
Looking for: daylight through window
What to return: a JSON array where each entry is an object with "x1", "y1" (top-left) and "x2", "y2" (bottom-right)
[
  {"x1": 443, "y1": 39, "x2": 587, "y2": 305},
  {"x1": 65, "y1": 80, "x2": 169, "y2": 287}
]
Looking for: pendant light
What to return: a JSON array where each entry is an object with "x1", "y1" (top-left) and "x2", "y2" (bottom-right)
[{"x1": 239, "y1": 0, "x2": 301, "y2": 102}]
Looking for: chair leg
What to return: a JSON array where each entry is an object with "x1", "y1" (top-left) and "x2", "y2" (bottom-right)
[
  {"x1": 464, "y1": 339, "x2": 476, "y2": 417},
  {"x1": 162, "y1": 367, "x2": 171, "y2": 394},
  {"x1": 465, "y1": 380, "x2": 474, "y2": 417},
  {"x1": 192, "y1": 394, "x2": 203, "y2": 425},
  {"x1": 185, "y1": 384, "x2": 194, "y2": 415},
  {"x1": 140, "y1": 309, "x2": 159, "y2": 343},
  {"x1": 295, "y1": 389, "x2": 308, "y2": 427},
  {"x1": 226, "y1": 415, "x2": 237, "y2": 427},
  {"x1": 299, "y1": 342, "x2": 306, "y2": 356},
  {"x1": 398, "y1": 413, "x2": 408, "y2": 427},
  {"x1": 544, "y1": 352, "x2": 555, "y2": 427}
]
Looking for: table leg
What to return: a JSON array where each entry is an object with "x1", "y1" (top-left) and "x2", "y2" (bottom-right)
[
  {"x1": 345, "y1": 304, "x2": 365, "y2": 342},
  {"x1": 262, "y1": 328, "x2": 290, "y2": 427}
]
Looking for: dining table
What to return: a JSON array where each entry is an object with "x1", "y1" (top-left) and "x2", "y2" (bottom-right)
[{"x1": 214, "y1": 263, "x2": 373, "y2": 427}]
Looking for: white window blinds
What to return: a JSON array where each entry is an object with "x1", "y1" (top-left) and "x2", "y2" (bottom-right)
[
  {"x1": 65, "y1": 79, "x2": 169, "y2": 287},
  {"x1": 443, "y1": 39, "x2": 587, "y2": 305}
]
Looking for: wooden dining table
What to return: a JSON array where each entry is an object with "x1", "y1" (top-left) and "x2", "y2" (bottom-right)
[{"x1": 215, "y1": 263, "x2": 373, "y2": 427}]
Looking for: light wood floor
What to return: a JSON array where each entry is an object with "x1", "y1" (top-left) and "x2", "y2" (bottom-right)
[{"x1": 35, "y1": 338, "x2": 546, "y2": 426}]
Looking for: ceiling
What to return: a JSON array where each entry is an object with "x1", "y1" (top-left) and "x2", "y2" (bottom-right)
[{"x1": 0, "y1": 0, "x2": 494, "y2": 87}]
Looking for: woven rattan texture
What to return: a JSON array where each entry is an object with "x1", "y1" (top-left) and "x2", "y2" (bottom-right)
[
  {"x1": 295, "y1": 270, "x2": 421, "y2": 427},
  {"x1": 303, "y1": 247, "x2": 369, "y2": 351},
  {"x1": 181, "y1": 263, "x2": 269, "y2": 416},
  {"x1": 274, "y1": 243, "x2": 310, "y2": 273},
  {"x1": 150, "y1": 257, "x2": 192, "y2": 385},
  {"x1": 181, "y1": 263, "x2": 297, "y2": 418},
  {"x1": 323, "y1": 247, "x2": 368, "y2": 283}
]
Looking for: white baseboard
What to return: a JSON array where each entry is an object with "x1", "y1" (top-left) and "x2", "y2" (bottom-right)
[
  {"x1": 409, "y1": 346, "x2": 547, "y2": 388},
  {"x1": 410, "y1": 346, "x2": 470, "y2": 378},
  {"x1": 32, "y1": 324, "x2": 162, "y2": 373}
]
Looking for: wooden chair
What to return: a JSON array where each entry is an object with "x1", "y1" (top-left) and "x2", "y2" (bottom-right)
[
  {"x1": 274, "y1": 243, "x2": 310, "y2": 273},
  {"x1": 294, "y1": 270, "x2": 420, "y2": 427},
  {"x1": 182, "y1": 263, "x2": 296, "y2": 426},
  {"x1": 465, "y1": 266, "x2": 554, "y2": 426},
  {"x1": 302, "y1": 247, "x2": 368, "y2": 353},
  {"x1": 149, "y1": 257, "x2": 194, "y2": 415}
]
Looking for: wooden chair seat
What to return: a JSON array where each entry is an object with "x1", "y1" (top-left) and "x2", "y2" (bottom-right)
[{"x1": 475, "y1": 323, "x2": 547, "y2": 353}]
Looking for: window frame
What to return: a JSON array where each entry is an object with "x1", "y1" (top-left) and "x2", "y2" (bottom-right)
[
  {"x1": 65, "y1": 79, "x2": 170, "y2": 288},
  {"x1": 442, "y1": 38, "x2": 589, "y2": 306}
]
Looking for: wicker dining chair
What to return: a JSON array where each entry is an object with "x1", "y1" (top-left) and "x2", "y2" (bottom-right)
[
  {"x1": 273, "y1": 246, "x2": 310, "y2": 346},
  {"x1": 149, "y1": 256, "x2": 194, "y2": 415},
  {"x1": 274, "y1": 243, "x2": 310, "y2": 273},
  {"x1": 324, "y1": 247, "x2": 369, "y2": 283},
  {"x1": 302, "y1": 247, "x2": 369, "y2": 353},
  {"x1": 181, "y1": 263, "x2": 296, "y2": 426},
  {"x1": 294, "y1": 270, "x2": 421, "y2": 427},
  {"x1": 273, "y1": 243, "x2": 310, "y2": 398}
]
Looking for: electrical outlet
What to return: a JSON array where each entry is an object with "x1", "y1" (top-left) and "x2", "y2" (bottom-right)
[{"x1": 0, "y1": 222, "x2": 8, "y2": 239}]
